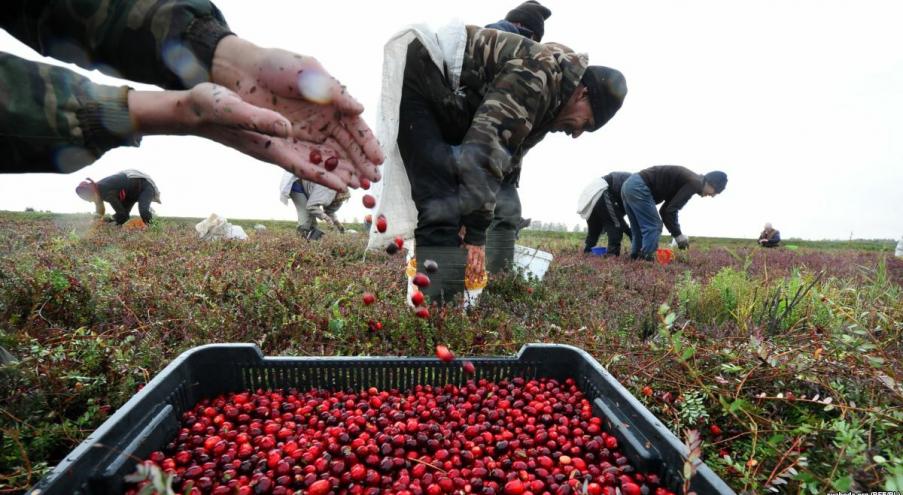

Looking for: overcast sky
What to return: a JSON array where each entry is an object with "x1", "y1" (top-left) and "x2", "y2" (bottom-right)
[{"x1": 2, "y1": 1, "x2": 902, "y2": 240}]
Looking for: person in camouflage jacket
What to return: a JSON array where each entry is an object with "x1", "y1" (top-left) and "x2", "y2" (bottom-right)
[
  {"x1": 398, "y1": 26, "x2": 627, "y2": 272},
  {"x1": 0, "y1": 0, "x2": 383, "y2": 190}
]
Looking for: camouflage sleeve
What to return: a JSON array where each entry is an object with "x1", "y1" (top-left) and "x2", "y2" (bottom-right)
[
  {"x1": 0, "y1": 53, "x2": 139, "y2": 173},
  {"x1": 1, "y1": 0, "x2": 232, "y2": 90},
  {"x1": 458, "y1": 60, "x2": 552, "y2": 246}
]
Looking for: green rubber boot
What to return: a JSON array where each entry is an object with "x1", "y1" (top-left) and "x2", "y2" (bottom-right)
[
  {"x1": 415, "y1": 246, "x2": 467, "y2": 306},
  {"x1": 485, "y1": 229, "x2": 516, "y2": 274}
]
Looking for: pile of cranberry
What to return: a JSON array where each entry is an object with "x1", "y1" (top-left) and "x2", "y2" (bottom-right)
[{"x1": 127, "y1": 377, "x2": 677, "y2": 495}]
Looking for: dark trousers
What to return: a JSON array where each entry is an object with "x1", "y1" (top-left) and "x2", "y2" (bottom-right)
[
  {"x1": 584, "y1": 190, "x2": 627, "y2": 255},
  {"x1": 397, "y1": 40, "x2": 520, "y2": 247}
]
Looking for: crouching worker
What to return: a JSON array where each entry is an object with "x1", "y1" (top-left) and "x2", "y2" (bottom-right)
[
  {"x1": 383, "y1": 24, "x2": 626, "y2": 304},
  {"x1": 75, "y1": 169, "x2": 160, "y2": 226},
  {"x1": 758, "y1": 223, "x2": 781, "y2": 247},
  {"x1": 579, "y1": 172, "x2": 631, "y2": 256},
  {"x1": 279, "y1": 172, "x2": 349, "y2": 240},
  {"x1": 621, "y1": 166, "x2": 727, "y2": 261}
]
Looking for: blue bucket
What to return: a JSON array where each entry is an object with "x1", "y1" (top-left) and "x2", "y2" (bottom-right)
[{"x1": 591, "y1": 247, "x2": 607, "y2": 256}]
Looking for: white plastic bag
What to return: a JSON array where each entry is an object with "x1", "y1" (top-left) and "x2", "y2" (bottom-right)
[
  {"x1": 896, "y1": 236, "x2": 903, "y2": 258},
  {"x1": 195, "y1": 213, "x2": 247, "y2": 241}
]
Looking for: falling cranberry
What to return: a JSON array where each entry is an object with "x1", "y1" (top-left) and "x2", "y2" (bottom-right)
[
  {"x1": 362, "y1": 292, "x2": 376, "y2": 305},
  {"x1": 394, "y1": 236, "x2": 404, "y2": 249},
  {"x1": 324, "y1": 156, "x2": 339, "y2": 171},
  {"x1": 362, "y1": 194, "x2": 376, "y2": 208},
  {"x1": 360, "y1": 177, "x2": 371, "y2": 190},
  {"x1": 415, "y1": 307, "x2": 429, "y2": 319},
  {"x1": 411, "y1": 290, "x2": 424, "y2": 306},
  {"x1": 412, "y1": 272, "x2": 430, "y2": 288},
  {"x1": 435, "y1": 345, "x2": 454, "y2": 362},
  {"x1": 423, "y1": 259, "x2": 439, "y2": 274},
  {"x1": 710, "y1": 424, "x2": 722, "y2": 436},
  {"x1": 375, "y1": 215, "x2": 387, "y2": 233},
  {"x1": 385, "y1": 242, "x2": 399, "y2": 255},
  {"x1": 462, "y1": 360, "x2": 475, "y2": 374},
  {"x1": 364, "y1": 214, "x2": 372, "y2": 224},
  {"x1": 309, "y1": 149, "x2": 322, "y2": 164}
]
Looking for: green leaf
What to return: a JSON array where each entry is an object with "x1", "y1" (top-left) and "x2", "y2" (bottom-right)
[
  {"x1": 328, "y1": 318, "x2": 344, "y2": 334},
  {"x1": 729, "y1": 399, "x2": 750, "y2": 414},
  {"x1": 681, "y1": 346, "x2": 696, "y2": 361},
  {"x1": 832, "y1": 475, "x2": 852, "y2": 491},
  {"x1": 867, "y1": 355, "x2": 885, "y2": 367}
]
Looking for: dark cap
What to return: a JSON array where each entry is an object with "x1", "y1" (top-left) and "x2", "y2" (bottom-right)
[
  {"x1": 505, "y1": 1, "x2": 552, "y2": 42},
  {"x1": 580, "y1": 66, "x2": 627, "y2": 132},
  {"x1": 704, "y1": 171, "x2": 728, "y2": 193}
]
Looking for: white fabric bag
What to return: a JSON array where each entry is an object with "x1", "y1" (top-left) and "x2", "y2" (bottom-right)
[
  {"x1": 366, "y1": 21, "x2": 467, "y2": 251},
  {"x1": 195, "y1": 213, "x2": 247, "y2": 241},
  {"x1": 576, "y1": 178, "x2": 608, "y2": 220}
]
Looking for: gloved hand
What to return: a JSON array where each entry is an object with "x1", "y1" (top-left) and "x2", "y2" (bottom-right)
[{"x1": 675, "y1": 234, "x2": 690, "y2": 250}]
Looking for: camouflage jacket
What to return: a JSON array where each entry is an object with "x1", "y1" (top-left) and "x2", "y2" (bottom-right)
[
  {"x1": 0, "y1": 0, "x2": 232, "y2": 173},
  {"x1": 451, "y1": 26, "x2": 588, "y2": 245}
]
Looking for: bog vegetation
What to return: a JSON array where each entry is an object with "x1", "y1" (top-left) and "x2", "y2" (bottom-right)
[{"x1": 1, "y1": 211, "x2": 901, "y2": 494}]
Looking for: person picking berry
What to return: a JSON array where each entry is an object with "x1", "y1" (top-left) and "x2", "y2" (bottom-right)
[
  {"x1": 621, "y1": 166, "x2": 728, "y2": 261},
  {"x1": 75, "y1": 170, "x2": 161, "y2": 226},
  {"x1": 579, "y1": 171, "x2": 633, "y2": 257},
  {"x1": 374, "y1": 21, "x2": 627, "y2": 303}
]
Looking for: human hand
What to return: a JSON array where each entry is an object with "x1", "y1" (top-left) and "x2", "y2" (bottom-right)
[
  {"x1": 464, "y1": 244, "x2": 486, "y2": 283},
  {"x1": 130, "y1": 83, "x2": 360, "y2": 190},
  {"x1": 675, "y1": 234, "x2": 690, "y2": 250},
  {"x1": 211, "y1": 36, "x2": 384, "y2": 187}
]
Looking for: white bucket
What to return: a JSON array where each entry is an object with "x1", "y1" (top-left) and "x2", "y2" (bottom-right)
[{"x1": 514, "y1": 245, "x2": 554, "y2": 280}]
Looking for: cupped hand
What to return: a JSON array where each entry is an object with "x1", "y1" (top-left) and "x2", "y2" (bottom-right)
[{"x1": 212, "y1": 36, "x2": 384, "y2": 185}]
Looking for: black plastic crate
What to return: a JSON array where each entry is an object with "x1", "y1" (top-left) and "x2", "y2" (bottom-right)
[{"x1": 30, "y1": 343, "x2": 735, "y2": 494}]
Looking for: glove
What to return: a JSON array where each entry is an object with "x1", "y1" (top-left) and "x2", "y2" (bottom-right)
[{"x1": 675, "y1": 234, "x2": 689, "y2": 250}]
